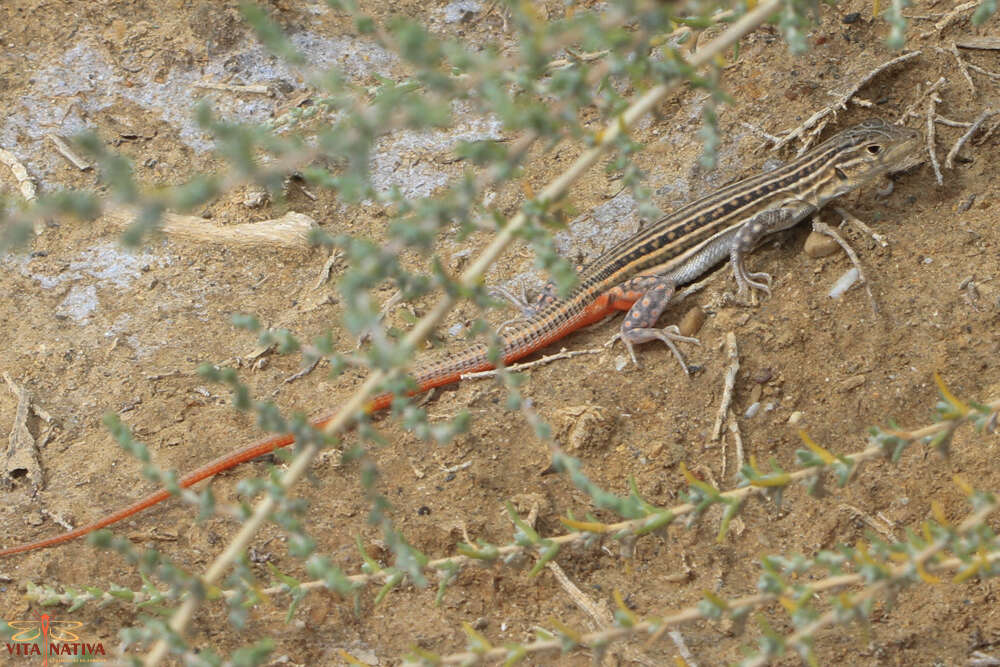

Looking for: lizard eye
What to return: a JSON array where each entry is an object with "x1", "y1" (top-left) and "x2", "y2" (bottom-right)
[{"x1": 867, "y1": 144, "x2": 882, "y2": 154}]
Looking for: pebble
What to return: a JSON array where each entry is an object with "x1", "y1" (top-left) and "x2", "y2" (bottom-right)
[
  {"x1": 839, "y1": 374, "x2": 867, "y2": 392},
  {"x1": 788, "y1": 411, "x2": 804, "y2": 426},
  {"x1": 678, "y1": 306, "x2": 706, "y2": 337},
  {"x1": 803, "y1": 231, "x2": 841, "y2": 258},
  {"x1": 842, "y1": 12, "x2": 862, "y2": 24},
  {"x1": 745, "y1": 401, "x2": 761, "y2": 419}
]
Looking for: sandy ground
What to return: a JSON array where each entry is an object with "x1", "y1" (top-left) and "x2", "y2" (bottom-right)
[{"x1": 1, "y1": 1, "x2": 999, "y2": 664}]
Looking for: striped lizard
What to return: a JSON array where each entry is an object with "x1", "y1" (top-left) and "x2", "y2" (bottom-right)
[{"x1": 0, "y1": 118, "x2": 920, "y2": 557}]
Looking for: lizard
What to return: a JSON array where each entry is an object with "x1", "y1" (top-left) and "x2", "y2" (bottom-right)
[{"x1": 0, "y1": 118, "x2": 920, "y2": 557}]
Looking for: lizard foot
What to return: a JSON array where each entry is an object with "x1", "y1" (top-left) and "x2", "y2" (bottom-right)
[{"x1": 608, "y1": 325, "x2": 700, "y2": 375}]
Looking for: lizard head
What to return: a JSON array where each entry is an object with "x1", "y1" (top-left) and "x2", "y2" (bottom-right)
[{"x1": 827, "y1": 118, "x2": 922, "y2": 188}]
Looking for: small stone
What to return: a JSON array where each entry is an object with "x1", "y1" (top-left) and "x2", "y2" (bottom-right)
[
  {"x1": 752, "y1": 367, "x2": 773, "y2": 384},
  {"x1": 839, "y1": 374, "x2": 866, "y2": 392},
  {"x1": 842, "y1": 12, "x2": 861, "y2": 24},
  {"x1": 243, "y1": 187, "x2": 269, "y2": 208},
  {"x1": 678, "y1": 307, "x2": 706, "y2": 337},
  {"x1": 788, "y1": 411, "x2": 804, "y2": 427},
  {"x1": 803, "y1": 231, "x2": 841, "y2": 258}
]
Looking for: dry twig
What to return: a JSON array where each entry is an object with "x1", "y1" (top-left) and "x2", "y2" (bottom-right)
[
  {"x1": 812, "y1": 219, "x2": 878, "y2": 314},
  {"x1": 942, "y1": 43, "x2": 975, "y2": 94},
  {"x1": 3, "y1": 373, "x2": 44, "y2": 492},
  {"x1": 0, "y1": 147, "x2": 37, "y2": 201},
  {"x1": 925, "y1": 93, "x2": 944, "y2": 185},
  {"x1": 711, "y1": 332, "x2": 739, "y2": 442},
  {"x1": 946, "y1": 109, "x2": 997, "y2": 169},
  {"x1": 46, "y1": 133, "x2": 91, "y2": 170},
  {"x1": 104, "y1": 206, "x2": 318, "y2": 248},
  {"x1": 192, "y1": 81, "x2": 271, "y2": 95},
  {"x1": 834, "y1": 206, "x2": 888, "y2": 248},
  {"x1": 772, "y1": 51, "x2": 921, "y2": 153},
  {"x1": 898, "y1": 76, "x2": 946, "y2": 124},
  {"x1": 462, "y1": 347, "x2": 604, "y2": 379},
  {"x1": 920, "y1": 1, "x2": 977, "y2": 38}
]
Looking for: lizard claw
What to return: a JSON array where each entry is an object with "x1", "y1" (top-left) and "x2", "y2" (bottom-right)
[
  {"x1": 727, "y1": 267, "x2": 772, "y2": 306},
  {"x1": 608, "y1": 325, "x2": 700, "y2": 375}
]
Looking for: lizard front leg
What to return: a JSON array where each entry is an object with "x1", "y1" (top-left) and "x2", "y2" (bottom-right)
[
  {"x1": 729, "y1": 206, "x2": 804, "y2": 303},
  {"x1": 607, "y1": 274, "x2": 700, "y2": 374}
]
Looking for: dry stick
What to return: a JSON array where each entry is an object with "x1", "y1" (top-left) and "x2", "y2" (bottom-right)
[
  {"x1": 727, "y1": 409, "x2": 744, "y2": 477},
  {"x1": 711, "y1": 332, "x2": 739, "y2": 442},
  {"x1": 313, "y1": 250, "x2": 342, "y2": 289},
  {"x1": 104, "y1": 206, "x2": 319, "y2": 249},
  {"x1": 523, "y1": 502, "x2": 609, "y2": 632},
  {"x1": 772, "y1": 51, "x2": 921, "y2": 153},
  {"x1": 527, "y1": 508, "x2": 659, "y2": 667},
  {"x1": 965, "y1": 61, "x2": 1000, "y2": 82},
  {"x1": 668, "y1": 630, "x2": 698, "y2": 667},
  {"x1": 943, "y1": 43, "x2": 976, "y2": 95},
  {"x1": 46, "y1": 133, "x2": 91, "y2": 170},
  {"x1": 192, "y1": 81, "x2": 271, "y2": 95},
  {"x1": 945, "y1": 109, "x2": 997, "y2": 169},
  {"x1": 956, "y1": 36, "x2": 1000, "y2": 50},
  {"x1": 461, "y1": 347, "x2": 604, "y2": 380},
  {"x1": 141, "y1": 3, "x2": 786, "y2": 664},
  {"x1": 926, "y1": 93, "x2": 944, "y2": 185},
  {"x1": 978, "y1": 115, "x2": 1000, "y2": 145},
  {"x1": 0, "y1": 147, "x2": 38, "y2": 201},
  {"x1": 834, "y1": 205, "x2": 888, "y2": 248},
  {"x1": 969, "y1": 651, "x2": 1000, "y2": 666},
  {"x1": 898, "y1": 76, "x2": 946, "y2": 124},
  {"x1": 812, "y1": 220, "x2": 878, "y2": 314},
  {"x1": 2, "y1": 373, "x2": 44, "y2": 492},
  {"x1": 739, "y1": 121, "x2": 783, "y2": 145},
  {"x1": 920, "y1": 0, "x2": 978, "y2": 38},
  {"x1": 935, "y1": 114, "x2": 973, "y2": 128}
]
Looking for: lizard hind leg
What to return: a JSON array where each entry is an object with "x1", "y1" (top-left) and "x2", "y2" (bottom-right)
[{"x1": 607, "y1": 275, "x2": 700, "y2": 374}]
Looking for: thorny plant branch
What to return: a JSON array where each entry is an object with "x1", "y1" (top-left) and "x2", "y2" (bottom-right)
[
  {"x1": 738, "y1": 501, "x2": 1000, "y2": 667},
  {"x1": 428, "y1": 504, "x2": 1000, "y2": 665},
  {"x1": 141, "y1": 2, "x2": 786, "y2": 664},
  {"x1": 26, "y1": 393, "x2": 981, "y2": 626},
  {"x1": 216, "y1": 394, "x2": 998, "y2": 599}
]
